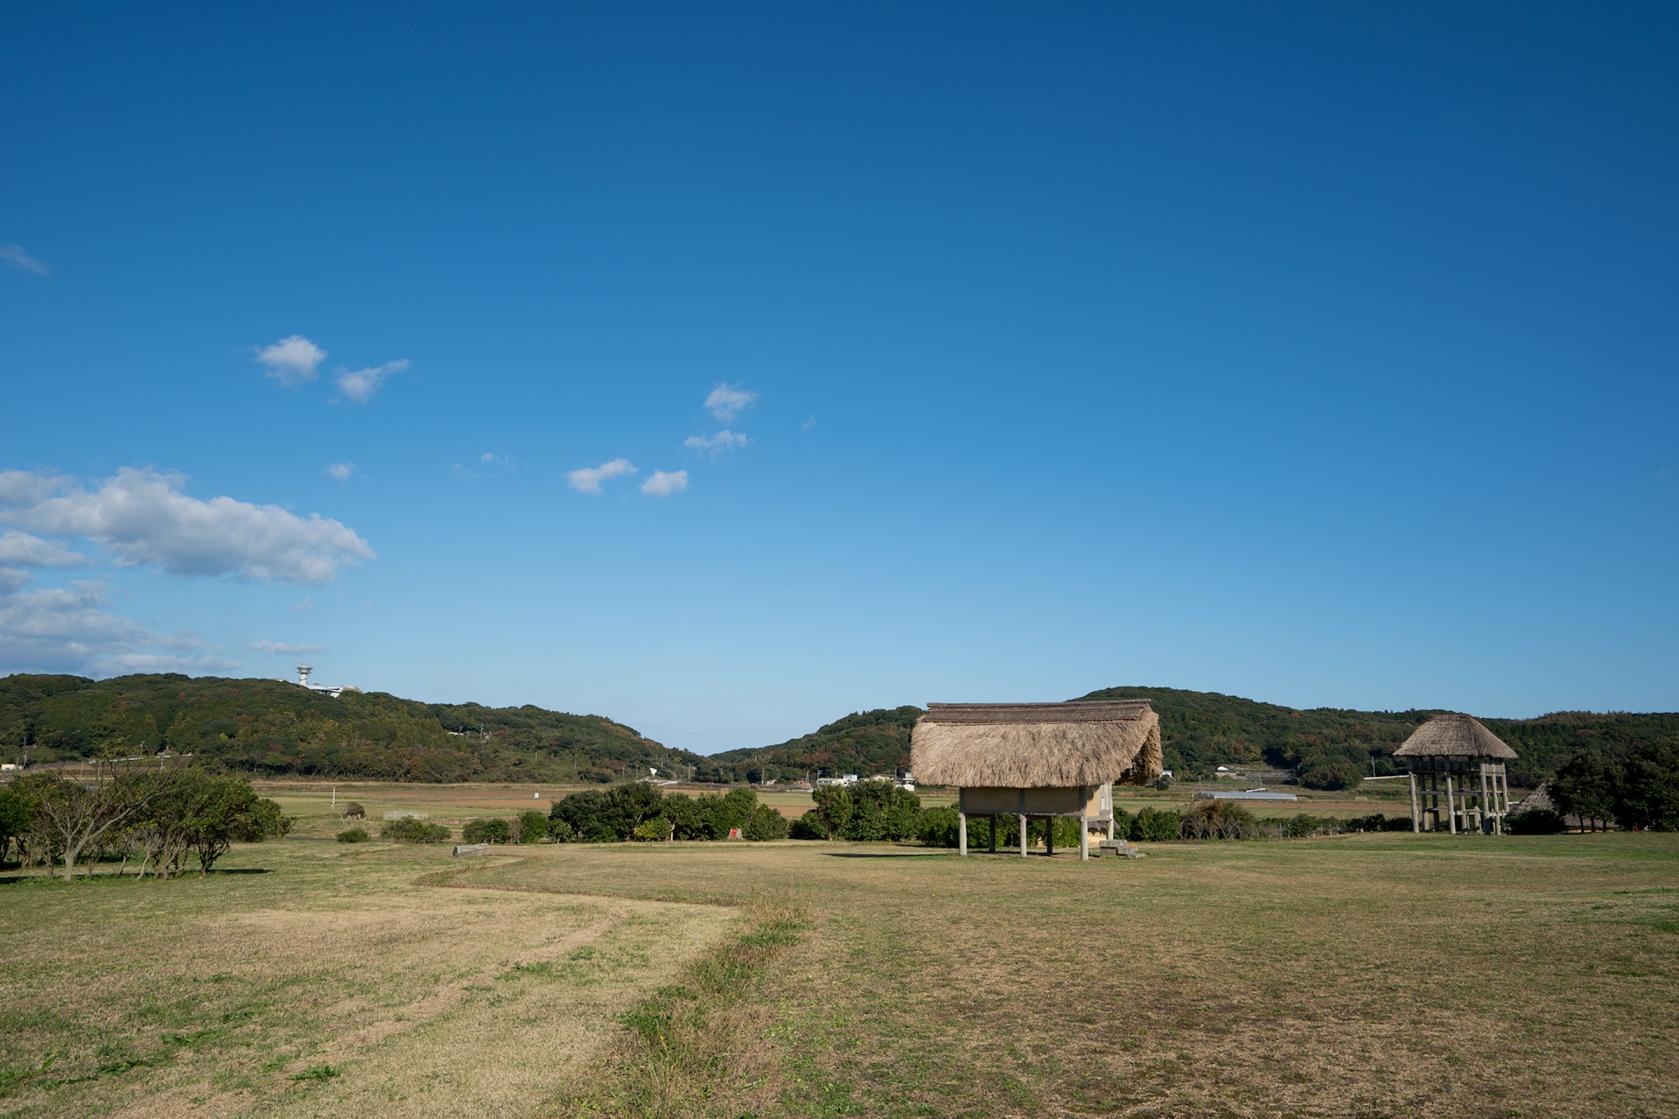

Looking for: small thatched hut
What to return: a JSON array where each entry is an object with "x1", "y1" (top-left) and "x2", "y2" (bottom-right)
[
  {"x1": 1394, "y1": 714, "x2": 1517, "y2": 835},
  {"x1": 911, "y1": 700, "x2": 1163, "y2": 860}
]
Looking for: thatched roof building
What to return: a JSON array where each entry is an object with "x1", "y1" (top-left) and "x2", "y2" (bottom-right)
[
  {"x1": 911, "y1": 700, "x2": 1163, "y2": 860},
  {"x1": 1394, "y1": 714, "x2": 1517, "y2": 761},
  {"x1": 1395, "y1": 714, "x2": 1516, "y2": 835},
  {"x1": 912, "y1": 701, "x2": 1162, "y2": 787}
]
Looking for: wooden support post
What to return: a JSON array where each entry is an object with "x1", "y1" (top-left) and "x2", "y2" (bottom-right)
[
  {"x1": 1080, "y1": 815, "x2": 1089, "y2": 862},
  {"x1": 1445, "y1": 774, "x2": 1457, "y2": 834},
  {"x1": 1019, "y1": 814, "x2": 1027, "y2": 858},
  {"x1": 958, "y1": 810, "x2": 968, "y2": 857},
  {"x1": 1045, "y1": 819, "x2": 1054, "y2": 857},
  {"x1": 1480, "y1": 767, "x2": 1491, "y2": 836},
  {"x1": 1107, "y1": 815, "x2": 1116, "y2": 841},
  {"x1": 989, "y1": 815, "x2": 997, "y2": 853},
  {"x1": 1408, "y1": 770, "x2": 1421, "y2": 833}
]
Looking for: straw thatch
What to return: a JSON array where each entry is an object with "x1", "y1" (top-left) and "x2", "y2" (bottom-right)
[
  {"x1": 910, "y1": 701, "x2": 1163, "y2": 788},
  {"x1": 1393, "y1": 714, "x2": 1517, "y2": 760}
]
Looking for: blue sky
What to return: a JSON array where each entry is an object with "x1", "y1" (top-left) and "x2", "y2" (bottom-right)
[{"x1": 2, "y1": 2, "x2": 1675, "y2": 751}]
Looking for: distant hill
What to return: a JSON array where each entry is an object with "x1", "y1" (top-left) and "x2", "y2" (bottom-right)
[
  {"x1": 4, "y1": 674, "x2": 1673, "y2": 788},
  {"x1": 701, "y1": 686, "x2": 1679, "y2": 788},
  {"x1": 702, "y1": 707, "x2": 923, "y2": 783},
  {"x1": 0, "y1": 673, "x2": 704, "y2": 783}
]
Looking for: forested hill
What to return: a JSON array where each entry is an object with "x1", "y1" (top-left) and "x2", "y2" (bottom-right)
[
  {"x1": 0, "y1": 674, "x2": 703, "y2": 783},
  {"x1": 702, "y1": 687, "x2": 1679, "y2": 788},
  {"x1": 5, "y1": 674, "x2": 1673, "y2": 787}
]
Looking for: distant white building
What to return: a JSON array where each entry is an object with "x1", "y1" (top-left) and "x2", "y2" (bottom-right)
[{"x1": 293, "y1": 665, "x2": 344, "y2": 698}]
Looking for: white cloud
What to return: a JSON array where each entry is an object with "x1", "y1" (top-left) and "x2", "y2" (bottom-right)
[
  {"x1": 0, "y1": 530, "x2": 86, "y2": 567},
  {"x1": 705, "y1": 383, "x2": 759, "y2": 423},
  {"x1": 567, "y1": 458, "x2": 637, "y2": 495},
  {"x1": 1, "y1": 244, "x2": 51, "y2": 277},
  {"x1": 683, "y1": 430, "x2": 749, "y2": 458},
  {"x1": 324, "y1": 462, "x2": 357, "y2": 481},
  {"x1": 256, "y1": 335, "x2": 327, "y2": 387},
  {"x1": 0, "y1": 571, "x2": 236, "y2": 677},
  {"x1": 641, "y1": 469, "x2": 689, "y2": 497},
  {"x1": 0, "y1": 467, "x2": 374, "y2": 583},
  {"x1": 801, "y1": 414, "x2": 817, "y2": 432},
  {"x1": 248, "y1": 638, "x2": 325, "y2": 655},
  {"x1": 336, "y1": 358, "x2": 410, "y2": 403}
]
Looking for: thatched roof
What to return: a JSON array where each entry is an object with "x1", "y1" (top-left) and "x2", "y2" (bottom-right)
[
  {"x1": 1393, "y1": 714, "x2": 1517, "y2": 760},
  {"x1": 910, "y1": 701, "x2": 1163, "y2": 788}
]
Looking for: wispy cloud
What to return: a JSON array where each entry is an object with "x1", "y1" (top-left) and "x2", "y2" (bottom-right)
[
  {"x1": 336, "y1": 358, "x2": 410, "y2": 403},
  {"x1": 248, "y1": 638, "x2": 325, "y2": 655},
  {"x1": 801, "y1": 414, "x2": 817, "y2": 432},
  {"x1": 324, "y1": 462, "x2": 357, "y2": 481},
  {"x1": 0, "y1": 570, "x2": 236, "y2": 677},
  {"x1": 705, "y1": 383, "x2": 758, "y2": 423},
  {"x1": 683, "y1": 430, "x2": 749, "y2": 458},
  {"x1": 641, "y1": 469, "x2": 688, "y2": 497},
  {"x1": 0, "y1": 244, "x2": 51, "y2": 277},
  {"x1": 0, "y1": 530, "x2": 87, "y2": 567},
  {"x1": 567, "y1": 458, "x2": 637, "y2": 495},
  {"x1": 255, "y1": 335, "x2": 327, "y2": 387},
  {"x1": 0, "y1": 467, "x2": 374, "y2": 583}
]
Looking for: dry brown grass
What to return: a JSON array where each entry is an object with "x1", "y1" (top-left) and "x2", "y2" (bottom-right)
[{"x1": 3, "y1": 789, "x2": 1673, "y2": 1119}]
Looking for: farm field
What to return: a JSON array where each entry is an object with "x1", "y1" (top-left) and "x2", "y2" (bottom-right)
[{"x1": 2, "y1": 789, "x2": 1674, "y2": 1119}]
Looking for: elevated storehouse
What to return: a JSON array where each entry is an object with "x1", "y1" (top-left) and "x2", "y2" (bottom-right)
[
  {"x1": 1395, "y1": 714, "x2": 1516, "y2": 835},
  {"x1": 910, "y1": 700, "x2": 1163, "y2": 861}
]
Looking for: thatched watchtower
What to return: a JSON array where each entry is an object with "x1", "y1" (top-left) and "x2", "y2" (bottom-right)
[
  {"x1": 1396, "y1": 714, "x2": 1516, "y2": 835},
  {"x1": 910, "y1": 700, "x2": 1163, "y2": 861}
]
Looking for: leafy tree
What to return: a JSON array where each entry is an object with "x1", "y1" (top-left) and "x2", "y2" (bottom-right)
[
  {"x1": 917, "y1": 806, "x2": 962, "y2": 847},
  {"x1": 741, "y1": 803, "x2": 789, "y2": 840},
  {"x1": 1298, "y1": 760, "x2": 1364, "y2": 791},
  {"x1": 1613, "y1": 739, "x2": 1679, "y2": 831},
  {"x1": 1552, "y1": 751, "x2": 1618, "y2": 831},
  {"x1": 1130, "y1": 807, "x2": 1181, "y2": 842},
  {"x1": 31, "y1": 770, "x2": 162, "y2": 878}
]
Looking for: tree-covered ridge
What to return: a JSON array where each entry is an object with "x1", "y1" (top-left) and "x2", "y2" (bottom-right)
[
  {"x1": 701, "y1": 706, "x2": 922, "y2": 783},
  {"x1": 0, "y1": 674, "x2": 704, "y2": 783},
  {"x1": 705, "y1": 687, "x2": 1679, "y2": 787}
]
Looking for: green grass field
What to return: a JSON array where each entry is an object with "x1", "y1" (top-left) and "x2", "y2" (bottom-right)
[{"x1": 2, "y1": 784, "x2": 1674, "y2": 1118}]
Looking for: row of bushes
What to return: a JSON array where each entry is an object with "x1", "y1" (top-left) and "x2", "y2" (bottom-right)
[
  {"x1": 914, "y1": 801, "x2": 1409, "y2": 846},
  {"x1": 0, "y1": 768, "x2": 289, "y2": 877}
]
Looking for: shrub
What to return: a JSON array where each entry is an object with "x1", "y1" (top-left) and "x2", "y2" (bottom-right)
[
  {"x1": 546, "y1": 817, "x2": 576, "y2": 843},
  {"x1": 1130, "y1": 807, "x2": 1182, "y2": 842},
  {"x1": 917, "y1": 805, "x2": 962, "y2": 847},
  {"x1": 1180, "y1": 800, "x2": 1262, "y2": 840},
  {"x1": 1281, "y1": 813, "x2": 1342, "y2": 838},
  {"x1": 513, "y1": 809, "x2": 548, "y2": 843},
  {"x1": 341, "y1": 802, "x2": 366, "y2": 819},
  {"x1": 381, "y1": 817, "x2": 450, "y2": 844},
  {"x1": 462, "y1": 817, "x2": 511, "y2": 845},
  {"x1": 1507, "y1": 808, "x2": 1567, "y2": 835},
  {"x1": 335, "y1": 826, "x2": 370, "y2": 843},
  {"x1": 789, "y1": 810, "x2": 827, "y2": 839},
  {"x1": 632, "y1": 818, "x2": 669, "y2": 842},
  {"x1": 742, "y1": 803, "x2": 790, "y2": 841}
]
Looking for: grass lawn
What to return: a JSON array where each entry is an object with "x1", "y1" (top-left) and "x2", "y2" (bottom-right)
[{"x1": 2, "y1": 799, "x2": 1674, "y2": 1118}]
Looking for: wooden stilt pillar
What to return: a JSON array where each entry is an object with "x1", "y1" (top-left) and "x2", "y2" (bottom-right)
[
  {"x1": 1445, "y1": 774, "x2": 1457, "y2": 834},
  {"x1": 1107, "y1": 815, "x2": 1116, "y2": 841},
  {"x1": 1019, "y1": 814, "x2": 1027, "y2": 858},
  {"x1": 958, "y1": 810, "x2": 967, "y2": 856},
  {"x1": 989, "y1": 815, "x2": 997, "y2": 853},
  {"x1": 1480, "y1": 767, "x2": 1491, "y2": 835},
  {"x1": 1045, "y1": 819, "x2": 1054, "y2": 857},
  {"x1": 1080, "y1": 815, "x2": 1089, "y2": 862},
  {"x1": 1408, "y1": 770, "x2": 1421, "y2": 833}
]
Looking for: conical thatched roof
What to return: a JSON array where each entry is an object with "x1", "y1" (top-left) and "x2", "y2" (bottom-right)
[
  {"x1": 910, "y1": 701, "x2": 1163, "y2": 788},
  {"x1": 1393, "y1": 714, "x2": 1517, "y2": 760}
]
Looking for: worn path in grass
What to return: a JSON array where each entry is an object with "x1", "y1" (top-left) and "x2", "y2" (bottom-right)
[
  {"x1": 457, "y1": 833, "x2": 1679, "y2": 1119},
  {"x1": 0, "y1": 842, "x2": 736, "y2": 1118}
]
